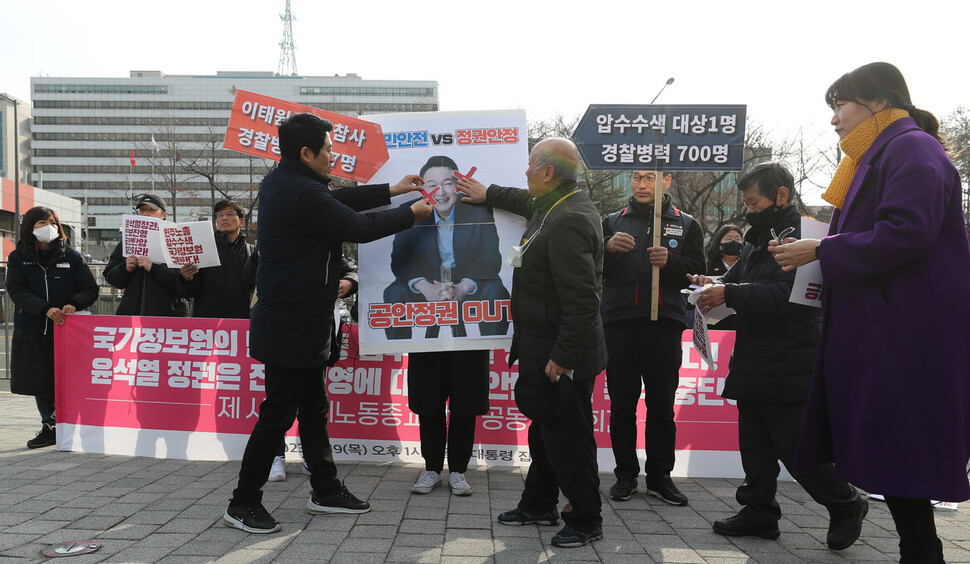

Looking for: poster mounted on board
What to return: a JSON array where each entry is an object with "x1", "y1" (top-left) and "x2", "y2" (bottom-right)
[
  {"x1": 357, "y1": 110, "x2": 529, "y2": 356},
  {"x1": 573, "y1": 104, "x2": 747, "y2": 171}
]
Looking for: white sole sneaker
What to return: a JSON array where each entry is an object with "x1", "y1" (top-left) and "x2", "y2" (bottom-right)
[
  {"x1": 449, "y1": 472, "x2": 473, "y2": 496},
  {"x1": 410, "y1": 471, "x2": 442, "y2": 494},
  {"x1": 222, "y1": 509, "x2": 281, "y2": 534},
  {"x1": 267, "y1": 456, "x2": 286, "y2": 482}
]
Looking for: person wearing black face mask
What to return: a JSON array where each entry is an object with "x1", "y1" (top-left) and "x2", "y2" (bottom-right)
[
  {"x1": 706, "y1": 224, "x2": 744, "y2": 277},
  {"x1": 689, "y1": 162, "x2": 866, "y2": 549},
  {"x1": 701, "y1": 224, "x2": 744, "y2": 330}
]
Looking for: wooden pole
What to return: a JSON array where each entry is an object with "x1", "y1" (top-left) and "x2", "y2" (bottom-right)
[{"x1": 650, "y1": 170, "x2": 662, "y2": 321}]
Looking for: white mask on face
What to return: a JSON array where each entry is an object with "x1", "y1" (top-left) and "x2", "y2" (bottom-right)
[{"x1": 33, "y1": 224, "x2": 59, "y2": 244}]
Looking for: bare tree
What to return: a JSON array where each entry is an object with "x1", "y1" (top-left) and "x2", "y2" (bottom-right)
[
  {"x1": 529, "y1": 114, "x2": 629, "y2": 216},
  {"x1": 179, "y1": 128, "x2": 276, "y2": 239},
  {"x1": 942, "y1": 106, "x2": 970, "y2": 232},
  {"x1": 670, "y1": 122, "x2": 839, "y2": 245}
]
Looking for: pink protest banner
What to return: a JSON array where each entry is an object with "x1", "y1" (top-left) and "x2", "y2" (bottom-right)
[{"x1": 55, "y1": 316, "x2": 742, "y2": 476}]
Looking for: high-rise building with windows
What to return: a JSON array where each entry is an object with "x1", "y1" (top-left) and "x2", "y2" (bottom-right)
[
  {"x1": 30, "y1": 71, "x2": 438, "y2": 259},
  {"x1": 0, "y1": 93, "x2": 31, "y2": 186}
]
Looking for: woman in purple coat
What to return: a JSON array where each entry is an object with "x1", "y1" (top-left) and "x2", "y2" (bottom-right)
[{"x1": 772, "y1": 62, "x2": 970, "y2": 563}]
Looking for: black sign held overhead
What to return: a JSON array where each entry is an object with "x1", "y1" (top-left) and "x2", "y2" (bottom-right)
[{"x1": 572, "y1": 104, "x2": 747, "y2": 171}]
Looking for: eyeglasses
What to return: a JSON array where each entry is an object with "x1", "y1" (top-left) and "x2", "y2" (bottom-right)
[
  {"x1": 215, "y1": 211, "x2": 239, "y2": 219},
  {"x1": 632, "y1": 173, "x2": 657, "y2": 184}
]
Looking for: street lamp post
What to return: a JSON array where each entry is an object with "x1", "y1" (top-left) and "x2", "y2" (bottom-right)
[
  {"x1": 0, "y1": 93, "x2": 21, "y2": 231},
  {"x1": 650, "y1": 77, "x2": 675, "y2": 104}
]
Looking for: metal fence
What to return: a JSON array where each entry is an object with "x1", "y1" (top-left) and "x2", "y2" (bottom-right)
[{"x1": 0, "y1": 261, "x2": 121, "y2": 380}]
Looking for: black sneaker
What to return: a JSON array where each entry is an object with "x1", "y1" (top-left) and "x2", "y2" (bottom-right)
[
  {"x1": 26, "y1": 425, "x2": 56, "y2": 449},
  {"x1": 223, "y1": 500, "x2": 281, "y2": 534},
  {"x1": 713, "y1": 513, "x2": 780, "y2": 540},
  {"x1": 497, "y1": 507, "x2": 560, "y2": 526},
  {"x1": 551, "y1": 525, "x2": 603, "y2": 547},
  {"x1": 646, "y1": 475, "x2": 689, "y2": 506},
  {"x1": 609, "y1": 477, "x2": 636, "y2": 501},
  {"x1": 827, "y1": 497, "x2": 868, "y2": 550},
  {"x1": 307, "y1": 483, "x2": 371, "y2": 514}
]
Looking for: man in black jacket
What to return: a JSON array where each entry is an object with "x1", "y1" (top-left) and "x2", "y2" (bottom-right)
[
  {"x1": 693, "y1": 162, "x2": 866, "y2": 549},
  {"x1": 103, "y1": 194, "x2": 188, "y2": 317},
  {"x1": 224, "y1": 113, "x2": 433, "y2": 534},
  {"x1": 177, "y1": 199, "x2": 253, "y2": 318},
  {"x1": 602, "y1": 171, "x2": 705, "y2": 506},
  {"x1": 457, "y1": 138, "x2": 607, "y2": 548}
]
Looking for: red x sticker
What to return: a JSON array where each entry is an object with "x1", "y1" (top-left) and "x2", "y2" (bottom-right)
[
  {"x1": 452, "y1": 166, "x2": 477, "y2": 192},
  {"x1": 419, "y1": 186, "x2": 441, "y2": 206}
]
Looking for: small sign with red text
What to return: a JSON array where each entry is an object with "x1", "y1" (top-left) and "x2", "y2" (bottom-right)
[
  {"x1": 790, "y1": 217, "x2": 829, "y2": 308},
  {"x1": 122, "y1": 215, "x2": 220, "y2": 269}
]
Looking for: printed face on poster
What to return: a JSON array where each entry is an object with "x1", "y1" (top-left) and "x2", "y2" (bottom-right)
[{"x1": 358, "y1": 110, "x2": 529, "y2": 355}]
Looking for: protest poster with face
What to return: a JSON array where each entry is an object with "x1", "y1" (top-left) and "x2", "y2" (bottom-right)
[{"x1": 357, "y1": 110, "x2": 528, "y2": 355}]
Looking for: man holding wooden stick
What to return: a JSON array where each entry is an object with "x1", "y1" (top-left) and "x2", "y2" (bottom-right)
[{"x1": 601, "y1": 170, "x2": 704, "y2": 504}]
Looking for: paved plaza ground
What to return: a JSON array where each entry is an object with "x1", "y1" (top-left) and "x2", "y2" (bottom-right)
[{"x1": 1, "y1": 392, "x2": 968, "y2": 563}]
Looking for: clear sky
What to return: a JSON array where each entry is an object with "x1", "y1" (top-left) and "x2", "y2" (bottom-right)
[{"x1": 2, "y1": 0, "x2": 967, "y2": 192}]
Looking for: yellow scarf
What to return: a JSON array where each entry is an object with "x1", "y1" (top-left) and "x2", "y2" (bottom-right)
[{"x1": 821, "y1": 108, "x2": 909, "y2": 209}]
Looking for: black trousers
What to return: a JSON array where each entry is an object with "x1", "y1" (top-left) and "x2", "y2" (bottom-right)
[
  {"x1": 233, "y1": 364, "x2": 340, "y2": 504},
  {"x1": 419, "y1": 413, "x2": 476, "y2": 474},
  {"x1": 605, "y1": 319, "x2": 682, "y2": 480},
  {"x1": 735, "y1": 400, "x2": 859, "y2": 523},
  {"x1": 885, "y1": 497, "x2": 944, "y2": 563},
  {"x1": 518, "y1": 378, "x2": 602, "y2": 533}
]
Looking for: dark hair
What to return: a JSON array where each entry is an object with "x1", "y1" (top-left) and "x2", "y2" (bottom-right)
[
  {"x1": 20, "y1": 206, "x2": 65, "y2": 244},
  {"x1": 736, "y1": 161, "x2": 794, "y2": 201},
  {"x1": 707, "y1": 224, "x2": 743, "y2": 261},
  {"x1": 420, "y1": 155, "x2": 458, "y2": 177},
  {"x1": 213, "y1": 199, "x2": 244, "y2": 218},
  {"x1": 278, "y1": 113, "x2": 334, "y2": 159},
  {"x1": 825, "y1": 62, "x2": 943, "y2": 145}
]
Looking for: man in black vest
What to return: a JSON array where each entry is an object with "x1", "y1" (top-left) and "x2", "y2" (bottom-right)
[
  {"x1": 602, "y1": 171, "x2": 705, "y2": 505},
  {"x1": 223, "y1": 113, "x2": 433, "y2": 534},
  {"x1": 692, "y1": 162, "x2": 866, "y2": 548},
  {"x1": 177, "y1": 199, "x2": 253, "y2": 318},
  {"x1": 457, "y1": 138, "x2": 607, "y2": 548}
]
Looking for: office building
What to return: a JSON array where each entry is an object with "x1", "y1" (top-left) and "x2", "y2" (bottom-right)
[
  {"x1": 0, "y1": 93, "x2": 31, "y2": 185},
  {"x1": 30, "y1": 71, "x2": 438, "y2": 259}
]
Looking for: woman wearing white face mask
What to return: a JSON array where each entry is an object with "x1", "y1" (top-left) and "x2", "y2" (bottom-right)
[{"x1": 5, "y1": 207, "x2": 98, "y2": 448}]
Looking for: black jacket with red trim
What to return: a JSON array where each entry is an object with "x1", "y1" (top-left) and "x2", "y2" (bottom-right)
[{"x1": 600, "y1": 195, "x2": 705, "y2": 327}]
